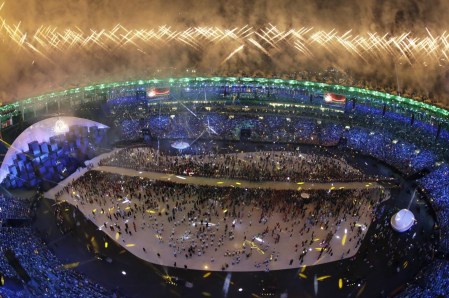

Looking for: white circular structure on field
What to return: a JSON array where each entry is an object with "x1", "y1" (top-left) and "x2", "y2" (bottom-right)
[
  {"x1": 391, "y1": 209, "x2": 415, "y2": 232},
  {"x1": 171, "y1": 141, "x2": 190, "y2": 150}
]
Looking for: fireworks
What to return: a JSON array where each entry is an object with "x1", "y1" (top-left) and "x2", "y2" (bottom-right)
[
  {"x1": 1, "y1": 6, "x2": 449, "y2": 66},
  {"x1": 221, "y1": 45, "x2": 244, "y2": 65}
]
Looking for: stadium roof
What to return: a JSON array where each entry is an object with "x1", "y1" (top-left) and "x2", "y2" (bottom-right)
[{"x1": 1, "y1": 77, "x2": 448, "y2": 122}]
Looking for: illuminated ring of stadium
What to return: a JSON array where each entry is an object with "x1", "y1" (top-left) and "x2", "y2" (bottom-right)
[{"x1": 1, "y1": 77, "x2": 447, "y2": 123}]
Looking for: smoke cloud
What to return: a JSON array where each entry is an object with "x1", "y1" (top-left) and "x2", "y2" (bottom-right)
[{"x1": 0, "y1": 0, "x2": 449, "y2": 105}]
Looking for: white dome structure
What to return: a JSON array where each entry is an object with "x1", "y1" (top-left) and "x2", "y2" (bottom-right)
[
  {"x1": 391, "y1": 209, "x2": 415, "y2": 232},
  {"x1": 0, "y1": 116, "x2": 108, "y2": 182}
]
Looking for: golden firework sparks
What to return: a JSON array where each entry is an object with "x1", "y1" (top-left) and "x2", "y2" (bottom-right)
[{"x1": 0, "y1": 10, "x2": 447, "y2": 67}]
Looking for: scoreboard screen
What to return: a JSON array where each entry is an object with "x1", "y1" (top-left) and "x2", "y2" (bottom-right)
[
  {"x1": 324, "y1": 93, "x2": 346, "y2": 104},
  {"x1": 147, "y1": 87, "x2": 170, "y2": 98}
]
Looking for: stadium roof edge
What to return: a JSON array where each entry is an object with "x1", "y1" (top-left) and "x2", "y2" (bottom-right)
[{"x1": 1, "y1": 76, "x2": 449, "y2": 120}]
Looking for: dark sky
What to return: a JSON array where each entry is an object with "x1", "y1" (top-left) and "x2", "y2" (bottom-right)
[{"x1": 0, "y1": 0, "x2": 448, "y2": 104}]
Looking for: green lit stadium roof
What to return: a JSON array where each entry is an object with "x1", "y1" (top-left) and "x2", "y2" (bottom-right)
[{"x1": 1, "y1": 77, "x2": 448, "y2": 122}]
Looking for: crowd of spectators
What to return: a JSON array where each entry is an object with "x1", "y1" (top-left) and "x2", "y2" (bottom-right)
[
  {"x1": 398, "y1": 259, "x2": 449, "y2": 298},
  {"x1": 0, "y1": 194, "x2": 111, "y2": 297},
  {"x1": 0, "y1": 195, "x2": 31, "y2": 220},
  {"x1": 417, "y1": 165, "x2": 449, "y2": 252},
  {"x1": 348, "y1": 104, "x2": 449, "y2": 156},
  {"x1": 0, "y1": 227, "x2": 110, "y2": 297},
  {"x1": 112, "y1": 107, "x2": 446, "y2": 181},
  {"x1": 343, "y1": 127, "x2": 437, "y2": 176},
  {"x1": 100, "y1": 148, "x2": 372, "y2": 182},
  {"x1": 110, "y1": 101, "x2": 448, "y2": 182},
  {"x1": 105, "y1": 85, "x2": 449, "y2": 178},
  {"x1": 118, "y1": 112, "x2": 345, "y2": 146}
]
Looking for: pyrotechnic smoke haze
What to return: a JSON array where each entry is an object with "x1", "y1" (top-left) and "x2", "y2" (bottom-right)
[{"x1": 1, "y1": 0, "x2": 449, "y2": 105}]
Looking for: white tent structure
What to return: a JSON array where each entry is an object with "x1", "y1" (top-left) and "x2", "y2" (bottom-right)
[{"x1": 391, "y1": 209, "x2": 415, "y2": 232}]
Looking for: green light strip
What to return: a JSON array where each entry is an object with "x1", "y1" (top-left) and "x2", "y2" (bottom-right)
[{"x1": 1, "y1": 77, "x2": 448, "y2": 119}]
